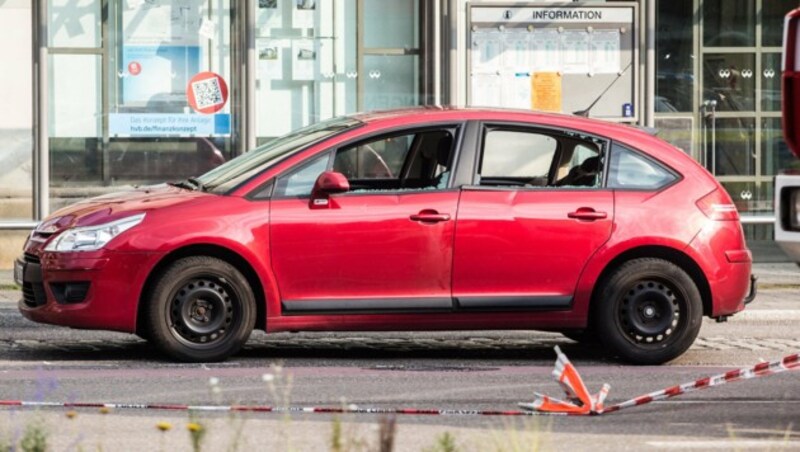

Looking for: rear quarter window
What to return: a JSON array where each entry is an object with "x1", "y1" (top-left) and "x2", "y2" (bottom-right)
[{"x1": 608, "y1": 143, "x2": 677, "y2": 190}]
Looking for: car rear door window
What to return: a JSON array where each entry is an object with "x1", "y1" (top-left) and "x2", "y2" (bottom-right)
[
  {"x1": 478, "y1": 128, "x2": 605, "y2": 188},
  {"x1": 480, "y1": 130, "x2": 558, "y2": 184},
  {"x1": 608, "y1": 144, "x2": 677, "y2": 190}
]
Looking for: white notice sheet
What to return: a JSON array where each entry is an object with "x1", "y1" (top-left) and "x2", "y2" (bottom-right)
[
  {"x1": 560, "y1": 31, "x2": 590, "y2": 74},
  {"x1": 531, "y1": 29, "x2": 561, "y2": 72},
  {"x1": 591, "y1": 30, "x2": 621, "y2": 74},
  {"x1": 472, "y1": 31, "x2": 504, "y2": 73}
]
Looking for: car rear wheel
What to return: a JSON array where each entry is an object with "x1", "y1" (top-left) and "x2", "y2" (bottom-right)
[
  {"x1": 594, "y1": 258, "x2": 702, "y2": 365},
  {"x1": 143, "y1": 256, "x2": 256, "y2": 362}
]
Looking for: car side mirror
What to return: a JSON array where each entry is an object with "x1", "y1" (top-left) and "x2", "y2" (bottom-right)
[{"x1": 310, "y1": 171, "x2": 349, "y2": 207}]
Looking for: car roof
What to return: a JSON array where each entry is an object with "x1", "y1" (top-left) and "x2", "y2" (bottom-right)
[
  {"x1": 348, "y1": 106, "x2": 705, "y2": 180},
  {"x1": 351, "y1": 106, "x2": 656, "y2": 141}
]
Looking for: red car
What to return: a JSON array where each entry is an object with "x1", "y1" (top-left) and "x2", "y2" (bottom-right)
[{"x1": 15, "y1": 108, "x2": 756, "y2": 364}]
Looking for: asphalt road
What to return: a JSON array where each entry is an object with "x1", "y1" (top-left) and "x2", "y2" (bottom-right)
[{"x1": 0, "y1": 285, "x2": 799, "y2": 450}]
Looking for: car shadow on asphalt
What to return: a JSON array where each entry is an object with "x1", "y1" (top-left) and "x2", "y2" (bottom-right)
[{"x1": 0, "y1": 334, "x2": 613, "y2": 364}]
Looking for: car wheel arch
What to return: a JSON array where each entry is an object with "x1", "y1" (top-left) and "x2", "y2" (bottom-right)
[
  {"x1": 588, "y1": 245, "x2": 713, "y2": 321},
  {"x1": 136, "y1": 244, "x2": 268, "y2": 337}
]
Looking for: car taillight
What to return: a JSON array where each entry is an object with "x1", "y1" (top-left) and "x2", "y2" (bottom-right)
[{"x1": 696, "y1": 189, "x2": 740, "y2": 221}]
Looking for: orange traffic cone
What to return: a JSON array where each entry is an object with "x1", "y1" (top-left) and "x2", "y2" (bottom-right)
[{"x1": 519, "y1": 346, "x2": 610, "y2": 415}]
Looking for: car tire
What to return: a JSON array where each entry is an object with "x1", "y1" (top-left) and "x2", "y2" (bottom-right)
[
  {"x1": 594, "y1": 258, "x2": 702, "y2": 365},
  {"x1": 143, "y1": 256, "x2": 256, "y2": 362}
]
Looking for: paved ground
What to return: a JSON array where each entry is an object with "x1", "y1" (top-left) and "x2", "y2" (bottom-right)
[{"x1": 0, "y1": 264, "x2": 798, "y2": 451}]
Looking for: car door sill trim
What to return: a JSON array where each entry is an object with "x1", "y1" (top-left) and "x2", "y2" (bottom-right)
[
  {"x1": 282, "y1": 297, "x2": 454, "y2": 314},
  {"x1": 455, "y1": 296, "x2": 572, "y2": 310},
  {"x1": 281, "y1": 296, "x2": 572, "y2": 315}
]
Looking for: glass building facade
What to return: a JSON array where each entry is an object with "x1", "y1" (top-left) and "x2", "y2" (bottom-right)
[{"x1": 0, "y1": 0, "x2": 798, "y2": 265}]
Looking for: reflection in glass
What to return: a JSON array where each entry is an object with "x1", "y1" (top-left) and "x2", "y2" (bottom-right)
[
  {"x1": 364, "y1": 0, "x2": 418, "y2": 49},
  {"x1": 761, "y1": 53, "x2": 781, "y2": 111},
  {"x1": 48, "y1": 0, "x2": 101, "y2": 48},
  {"x1": 363, "y1": 55, "x2": 419, "y2": 111},
  {"x1": 654, "y1": 117, "x2": 693, "y2": 155},
  {"x1": 703, "y1": 53, "x2": 755, "y2": 112},
  {"x1": 721, "y1": 181, "x2": 771, "y2": 214},
  {"x1": 1, "y1": 2, "x2": 34, "y2": 220},
  {"x1": 655, "y1": 0, "x2": 694, "y2": 112},
  {"x1": 703, "y1": 0, "x2": 755, "y2": 47},
  {"x1": 105, "y1": 1, "x2": 232, "y2": 186},
  {"x1": 763, "y1": 0, "x2": 799, "y2": 47},
  {"x1": 46, "y1": 0, "x2": 235, "y2": 213},
  {"x1": 762, "y1": 118, "x2": 800, "y2": 176},
  {"x1": 705, "y1": 117, "x2": 755, "y2": 176}
]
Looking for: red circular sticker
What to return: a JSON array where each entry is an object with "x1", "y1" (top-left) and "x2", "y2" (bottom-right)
[
  {"x1": 128, "y1": 61, "x2": 141, "y2": 76},
  {"x1": 187, "y1": 71, "x2": 229, "y2": 114}
]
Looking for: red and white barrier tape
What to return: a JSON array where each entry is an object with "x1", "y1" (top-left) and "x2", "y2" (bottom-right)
[
  {"x1": 519, "y1": 346, "x2": 800, "y2": 415},
  {"x1": 0, "y1": 348, "x2": 797, "y2": 418},
  {"x1": 0, "y1": 400, "x2": 547, "y2": 417},
  {"x1": 604, "y1": 351, "x2": 800, "y2": 414}
]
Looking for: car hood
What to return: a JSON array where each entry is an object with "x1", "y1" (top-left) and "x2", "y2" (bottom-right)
[{"x1": 36, "y1": 184, "x2": 209, "y2": 234}]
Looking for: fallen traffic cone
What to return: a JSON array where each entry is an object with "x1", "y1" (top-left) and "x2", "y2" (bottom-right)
[
  {"x1": 520, "y1": 346, "x2": 800, "y2": 416},
  {"x1": 519, "y1": 346, "x2": 610, "y2": 415}
]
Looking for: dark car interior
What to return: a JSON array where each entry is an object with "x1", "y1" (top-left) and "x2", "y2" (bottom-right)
[
  {"x1": 477, "y1": 130, "x2": 604, "y2": 189},
  {"x1": 333, "y1": 129, "x2": 456, "y2": 192}
]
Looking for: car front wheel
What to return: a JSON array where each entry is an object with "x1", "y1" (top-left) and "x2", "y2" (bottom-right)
[
  {"x1": 594, "y1": 258, "x2": 702, "y2": 365},
  {"x1": 143, "y1": 256, "x2": 256, "y2": 362}
]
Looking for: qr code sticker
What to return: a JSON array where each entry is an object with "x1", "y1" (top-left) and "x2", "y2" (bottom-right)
[{"x1": 191, "y1": 77, "x2": 224, "y2": 110}]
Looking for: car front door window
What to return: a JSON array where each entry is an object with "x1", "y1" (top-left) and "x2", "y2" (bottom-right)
[{"x1": 274, "y1": 152, "x2": 331, "y2": 197}]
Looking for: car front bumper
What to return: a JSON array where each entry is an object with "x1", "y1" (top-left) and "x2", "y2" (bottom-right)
[{"x1": 16, "y1": 248, "x2": 161, "y2": 333}]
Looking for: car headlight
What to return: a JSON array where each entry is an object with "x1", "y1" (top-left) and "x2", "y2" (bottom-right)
[{"x1": 44, "y1": 213, "x2": 146, "y2": 252}]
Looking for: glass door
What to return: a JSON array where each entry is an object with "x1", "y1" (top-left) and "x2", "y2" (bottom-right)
[
  {"x1": 106, "y1": 0, "x2": 236, "y2": 184},
  {"x1": 45, "y1": 0, "x2": 237, "y2": 212},
  {"x1": 254, "y1": 0, "x2": 423, "y2": 143},
  {"x1": 699, "y1": 0, "x2": 798, "y2": 218}
]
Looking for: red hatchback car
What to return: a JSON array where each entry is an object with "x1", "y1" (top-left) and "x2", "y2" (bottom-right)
[{"x1": 16, "y1": 108, "x2": 755, "y2": 364}]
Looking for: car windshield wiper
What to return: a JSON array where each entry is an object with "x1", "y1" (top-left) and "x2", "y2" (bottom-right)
[
  {"x1": 187, "y1": 177, "x2": 208, "y2": 192},
  {"x1": 168, "y1": 178, "x2": 207, "y2": 192}
]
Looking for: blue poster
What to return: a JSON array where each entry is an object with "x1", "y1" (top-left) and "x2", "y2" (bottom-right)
[
  {"x1": 109, "y1": 114, "x2": 231, "y2": 137},
  {"x1": 121, "y1": 45, "x2": 200, "y2": 106}
]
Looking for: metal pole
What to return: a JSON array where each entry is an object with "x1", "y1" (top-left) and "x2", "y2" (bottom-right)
[
  {"x1": 710, "y1": 100, "x2": 716, "y2": 175},
  {"x1": 433, "y1": 0, "x2": 442, "y2": 105},
  {"x1": 34, "y1": 0, "x2": 50, "y2": 220},
  {"x1": 245, "y1": 0, "x2": 256, "y2": 151},
  {"x1": 700, "y1": 103, "x2": 707, "y2": 168},
  {"x1": 645, "y1": 0, "x2": 655, "y2": 127}
]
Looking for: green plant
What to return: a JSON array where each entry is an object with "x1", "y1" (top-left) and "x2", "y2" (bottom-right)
[
  {"x1": 187, "y1": 415, "x2": 207, "y2": 452},
  {"x1": 263, "y1": 364, "x2": 295, "y2": 451},
  {"x1": 376, "y1": 415, "x2": 396, "y2": 452},
  {"x1": 487, "y1": 418, "x2": 550, "y2": 452},
  {"x1": 425, "y1": 432, "x2": 460, "y2": 452},
  {"x1": 225, "y1": 411, "x2": 248, "y2": 452},
  {"x1": 20, "y1": 418, "x2": 48, "y2": 452},
  {"x1": 330, "y1": 415, "x2": 344, "y2": 452}
]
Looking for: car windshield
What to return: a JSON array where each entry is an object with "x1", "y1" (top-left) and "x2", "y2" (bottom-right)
[{"x1": 196, "y1": 117, "x2": 362, "y2": 194}]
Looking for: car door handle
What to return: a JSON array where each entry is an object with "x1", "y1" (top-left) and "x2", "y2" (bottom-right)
[
  {"x1": 410, "y1": 210, "x2": 451, "y2": 223},
  {"x1": 568, "y1": 208, "x2": 608, "y2": 221}
]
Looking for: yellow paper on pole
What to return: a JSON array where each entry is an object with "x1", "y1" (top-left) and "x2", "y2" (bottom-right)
[{"x1": 531, "y1": 72, "x2": 563, "y2": 113}]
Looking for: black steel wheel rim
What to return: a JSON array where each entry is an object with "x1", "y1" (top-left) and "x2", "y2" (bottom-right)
[
  {"x1": 168, "y1": 277, "x2": 236, "y2": 348},
  {"x1": 618, "y1": 279, "x2": 681, "y2": 345}
]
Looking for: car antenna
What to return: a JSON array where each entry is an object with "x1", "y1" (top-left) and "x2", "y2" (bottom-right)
[{"x1": 573, "y1": 62, "x2": 633, "y2": 118}]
